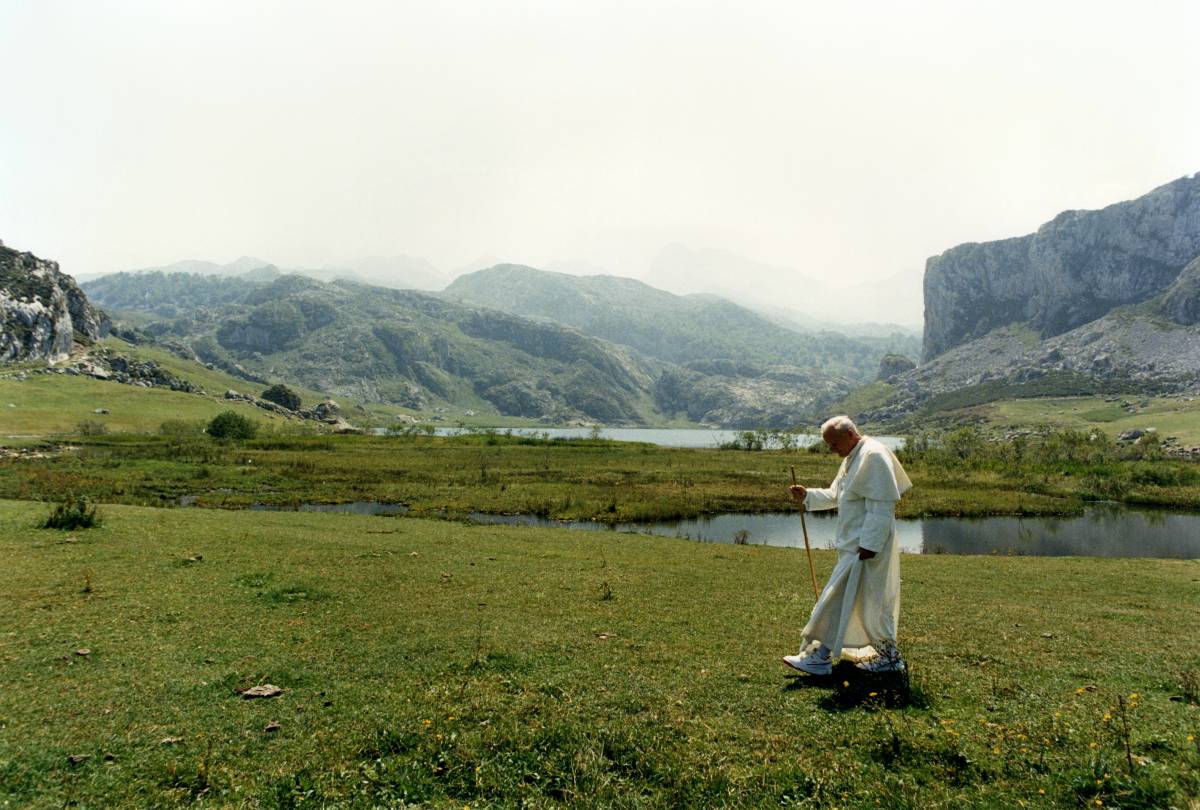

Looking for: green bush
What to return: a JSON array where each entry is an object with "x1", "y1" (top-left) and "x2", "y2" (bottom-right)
[
  {"x1": 75, "y1": 419, "x2": 108, "y2": 436},
  {"x1": 159, "y1": 419, "x2": 206, "y2": 436},
  {"x1": 207, "y1": 411, "x2": 259, "y2": 441},
  {"x1": 43, "y1": 495, "x2": 101, "y2": 530}
]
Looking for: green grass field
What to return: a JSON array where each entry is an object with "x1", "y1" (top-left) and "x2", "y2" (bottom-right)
[
  {"x1": 956, "y1": 395, "x2": 1200, "y2": 447},
  {"x1": 0, "y1": 373, "x2": 295, "y2": 441},
  {"x1": 0, "y1": 337, "x2": 318, "y2": 442},
  {"x1": 1, "y1": 500, "x2": 1197, "y2": 808}
]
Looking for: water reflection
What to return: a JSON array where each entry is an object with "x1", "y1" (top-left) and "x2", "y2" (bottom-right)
[
  {"x1": 920, "y1": 508, "x2": 1200, "y2": 558},
  {"x1": 467, "y1": 507, "x2": 1200, "y2": 559},
  {"x1": 216, "y1": 498, "x2": 1199, "y2": 558}
]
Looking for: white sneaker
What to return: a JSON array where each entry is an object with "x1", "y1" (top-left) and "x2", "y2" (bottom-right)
[
  {"x1": 783, "y1": 650, "x2": 832, "y2": 676},
  {"x1": 855, "y1": 645, "x2": 906, "y2": 674}
]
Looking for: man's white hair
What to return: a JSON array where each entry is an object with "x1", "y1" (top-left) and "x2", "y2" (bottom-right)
[{"x1": 820, "y1": 415, "x2": 858, "y2": 437}]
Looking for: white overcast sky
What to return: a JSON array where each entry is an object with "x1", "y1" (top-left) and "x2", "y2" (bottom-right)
[{"x1": 2, "y1": 0, "x2": 1198, "y2": 324}]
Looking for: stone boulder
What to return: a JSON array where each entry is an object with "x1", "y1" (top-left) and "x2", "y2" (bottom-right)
[
  {"x1": 876, "y1": 353, "x2": 916, "y2": 382},
  {"x1": 312, "y1": 399, "x2": 340, "y2": 420}
]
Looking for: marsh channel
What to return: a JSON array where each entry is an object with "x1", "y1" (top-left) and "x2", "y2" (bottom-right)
[
  {"x1": 238, "y1": 501, "x2": 1200, "y2": 560},
  {"x1": 249, "y1": 429, "x2": 1200, "y2": 558}
]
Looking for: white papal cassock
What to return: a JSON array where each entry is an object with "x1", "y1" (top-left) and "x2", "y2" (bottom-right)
[{"x1": 800, "y1": 435, "x2": 913, "y2": 662}]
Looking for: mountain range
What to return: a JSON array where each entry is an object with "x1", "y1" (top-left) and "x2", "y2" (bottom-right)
[
  {"x1": 83, "y1": 266, "x2": 902, "y2": 427},
  {"x1": 7, "y1": 172, "x2": 1199, "y2": 431}
]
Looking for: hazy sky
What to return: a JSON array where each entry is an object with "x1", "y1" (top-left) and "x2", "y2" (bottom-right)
[{"x1": 3, "y1": 0, "x2": 1198, "y2": 324}]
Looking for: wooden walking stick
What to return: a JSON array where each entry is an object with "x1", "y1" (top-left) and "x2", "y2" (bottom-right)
[{"x1": 791, "y1": 465, "x2": 820, "y2": 600}]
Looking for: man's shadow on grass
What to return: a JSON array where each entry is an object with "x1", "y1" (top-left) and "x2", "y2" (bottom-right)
[{"x1": 783, "y1": 662, "x2": 930, "y2": 711}]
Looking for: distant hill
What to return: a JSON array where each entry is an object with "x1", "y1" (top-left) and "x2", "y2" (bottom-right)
[
  {"x1": 316, "y1": 255, "x2": 446, "y2": 291},
  {"x1": 643, "y1": 244, "x2": 925, "y2": 329},
  {"x1": 748, "y1": 301, "x2": 921, "y2": 341},
  {"x1": 838, "y1": 173, "x2": 1200, "y2": 426},
  {"x1": 84, "y1": 270, "x2": 268, "y2": 319},
  {"x1": 443, "y1": 263, "x2": 913, "y2": 382},
  {"x1": 121, "y1": 256, "x2": 273, "y2": 277},
  {"x1": 643, "y1": 244, "x2": 829, "y2": 307},
  {"x1": 86, "y1": 270, "x2": 848, "y2": 427}
]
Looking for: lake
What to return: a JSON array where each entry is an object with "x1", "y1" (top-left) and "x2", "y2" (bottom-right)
[{"x1": 243, "y1": 498, "x2": 1200, "y2": 558}]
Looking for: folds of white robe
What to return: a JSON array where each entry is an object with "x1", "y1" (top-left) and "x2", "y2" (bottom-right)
[{"x1": 799, "y1": 436, "x2": 912, "y2": 662}]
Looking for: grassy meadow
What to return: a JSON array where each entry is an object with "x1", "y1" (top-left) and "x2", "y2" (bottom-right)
[
  {"x1": 2, "y1": 499, "x2": 1198, "y2": 808},
  {"x1": 919, "y1": 394, "x2": 1200, "y2": 448},
  {"x1": 0, "y1": 373, "x2": 300, "y2": 441}
]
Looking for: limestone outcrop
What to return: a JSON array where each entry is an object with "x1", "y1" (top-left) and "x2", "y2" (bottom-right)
[
  {"x1": 876, "y1": 353, "x2": 916, "y2": 382},
  {"x1": 1160, "y1": 254, "x2": 1200, "y2": 326},
  {"x1": 1, "y1": 240, "x2": 107, "y2": 362},
  {"x1": 923, "y1": 173, "x2": 1200, "y2": 361}
]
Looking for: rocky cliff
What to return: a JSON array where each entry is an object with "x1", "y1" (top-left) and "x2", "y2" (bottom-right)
[
  {"x1": 923, "y1": 173, "x2": 1200, "y2": 361},
  {"x1": 1, "y1": 240, "x2": 107, "y2": 363},
  {"x1": 1159, "y1": 254, "x2": 1200, "y2": 325}
]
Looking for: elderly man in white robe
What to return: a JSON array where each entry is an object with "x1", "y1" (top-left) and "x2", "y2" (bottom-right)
[{"x1": 783, "y1": 415, "x2": 913, "y2": 675}]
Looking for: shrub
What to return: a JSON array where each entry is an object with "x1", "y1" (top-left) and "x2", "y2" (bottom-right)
[
  {"x1": 43, "y1": 495, "x2": 100, "y2": 530},
  {"x1": 75, "y1": 419, "x2": 108, "y2": 436},
  {"x1": 207, "y1": 410, "x2": 258, "y2": 441},
  {"x1": 160, "y1": 419, "x2": 205, "y2": 436},
  {"x1": 261, "y1": 384, "x2": 302, "y2": 411}
]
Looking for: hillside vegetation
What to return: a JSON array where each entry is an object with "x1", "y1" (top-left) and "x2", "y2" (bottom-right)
[
  {"x1": 83, "y1": 271, "x2": 854, "y2": 428},
  {"x1": 445, "y1": 264, "x2": 917, "y2": 380}
]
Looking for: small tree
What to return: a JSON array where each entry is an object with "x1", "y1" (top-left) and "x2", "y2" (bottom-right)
[
  {"x1": 207, "y1": 410, "x2": 258, "y2": 441},
  {"x1": 260, "y1": 383, "x2": 301, "y2": 411}
]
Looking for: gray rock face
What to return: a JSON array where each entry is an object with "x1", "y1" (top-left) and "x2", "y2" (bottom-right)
[
  {"x1": 1160, "y1": 254, "x2": 1200, "y2": 325},
  {"x1": 923, "y1": 173, "x2": 1200, "y2": 361},
  {"x1": 1, "y1": 241, "x2": 107, "y2": 363},
  {"x1": 858, "y1": 314, "x2": 1200, "y2": 425}
]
